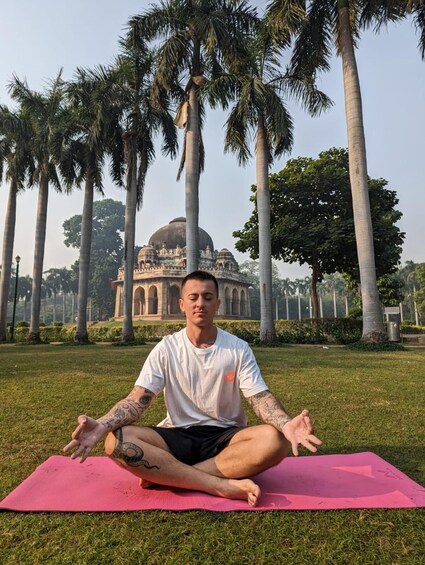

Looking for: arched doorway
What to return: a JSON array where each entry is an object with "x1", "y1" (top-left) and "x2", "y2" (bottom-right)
[
  {"x1": 232, "y1": 288, "x2": 239, "y2": 315},
  {"x1": 225, "y1": 287, "x2": 231, "y2": 316},
  {"x1": 240, "y1": 289, "x2": 247, "y2": 317},
  {"x1": 169, "y1": 285, "x2": 180, "y2": 315},
  {"x1": 148, "y1": 285, "x2": 158, "y2": 315},
  {"x1": 134, "y1": 287, "x2": 146, "y2": 316}
]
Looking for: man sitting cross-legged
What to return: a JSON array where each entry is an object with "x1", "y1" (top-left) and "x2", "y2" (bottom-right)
[{"x1": 63, "y1": 271, "x2": 322, "y2": 507}]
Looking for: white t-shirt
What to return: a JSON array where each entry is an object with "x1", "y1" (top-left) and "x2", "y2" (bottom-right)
[{"x1": 135, "y1": 327, "x2": 268, "y2": 428}]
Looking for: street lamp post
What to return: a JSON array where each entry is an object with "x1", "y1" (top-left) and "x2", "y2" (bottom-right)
[{"x1": 10, "y1": 255, "x2": 21, "y2": 342}]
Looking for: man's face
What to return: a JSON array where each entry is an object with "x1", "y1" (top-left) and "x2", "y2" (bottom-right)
[{"x1": 179, "y1": 279, "x2": 220, "y2": 328}]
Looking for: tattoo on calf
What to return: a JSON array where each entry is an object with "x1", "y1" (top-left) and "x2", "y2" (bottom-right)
[{"x1": 112, "y1": 428, "x2": 160, "y2": 470}]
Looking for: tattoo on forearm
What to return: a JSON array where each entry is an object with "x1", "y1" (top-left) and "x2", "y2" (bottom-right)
[
  {"x1": 248, "y1": 390, "x2": 292, "y2": 430},
  {"x1": 111, "y1": 427, "x2": 160, "y2": 470},
  {"x1": 98, "y1": 388, "x2": 154, "y2": 431}
]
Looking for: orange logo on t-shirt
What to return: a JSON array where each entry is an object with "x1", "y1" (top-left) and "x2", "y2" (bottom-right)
[{"x1": 224, "y1": 370, "x2": 236, "y2": 383}]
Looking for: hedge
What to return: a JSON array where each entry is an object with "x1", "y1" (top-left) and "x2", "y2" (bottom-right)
[{"x1": 12, "y1": 319, "x2": 362, "y2": 345}]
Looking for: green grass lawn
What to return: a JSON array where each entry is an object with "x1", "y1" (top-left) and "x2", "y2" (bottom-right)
[{"x1": 0, "y1": 344, "x2": 424, "y2": 565}]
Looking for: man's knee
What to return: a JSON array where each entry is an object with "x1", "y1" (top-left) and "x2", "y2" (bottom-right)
[
  {"x1": 104, "y1": 427, "x2": 125, "y2": 458},
  {"x1": 259, "y1": 425, "x2": 288, "y2": 464}
]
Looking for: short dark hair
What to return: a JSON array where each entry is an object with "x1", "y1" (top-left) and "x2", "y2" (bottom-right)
[{"x1": 181, "y1": 270, "x2": 219, "y2": 296}]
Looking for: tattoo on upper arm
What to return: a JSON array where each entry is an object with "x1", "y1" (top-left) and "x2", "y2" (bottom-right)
[
  {"x1": 111, "y1": 427, "x2": 160, "y2": 470},
  {"x1": 248, "y1": 390, "x2": 292, "y2": 429}
]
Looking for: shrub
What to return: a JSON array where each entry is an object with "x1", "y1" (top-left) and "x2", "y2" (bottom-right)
[
  {"x1": 401, "y1": 323, "x2": 425, "y2": 334},
  {"x1": 346, "y1": 306, "x2": 362, "y2": 319},
  {"x1": 14, "y1": 326, "x2": 29, "y2": 342}
]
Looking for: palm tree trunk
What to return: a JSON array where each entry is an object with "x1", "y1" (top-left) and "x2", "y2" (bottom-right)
[
  {"x1": 333, "y1": 289, "x2": 337, "y2": 318},
  {"x1": 338, "y1": 4, "x2": 385, "y2": 341},
  {"x1": 0, "y1": 179, "x2": 18, "y2": 341},
  {"x1": 298, "y1": 291, "x2": 301, "y2": 321},
  {"x1": 311, "y1": 255, "x2": 319, "y2": 319},
  {"x1": 74, "y1": 173, "x2": 94, "y2": 343},
  {"x1": 29, "y1": 174, "x2": 49, "y2": 343},
  {"x1": 53, "y1": 291, "x2": 57, "y2": 323},
  {"x1": 121, "y1": 137, "x2": 137, "y2": 342},
  {"x1": 256, "y1": 120, "x2": 275, "y2": 342},
  {"x1": 62, "y1": 292, "x2": 66, "y2": 324},
  {"x1": 286, "y1": 294, "x2": 290, "y2": 320},
  {"x1": 185, "y1": 83, "x2": 200, "y2": 274}
]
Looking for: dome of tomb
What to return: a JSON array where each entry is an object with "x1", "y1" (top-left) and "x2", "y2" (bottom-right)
[{"x1": 148, "y1": 217, "x2": 214, "y2": 252}]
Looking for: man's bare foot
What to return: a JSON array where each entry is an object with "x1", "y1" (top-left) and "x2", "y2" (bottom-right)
[{"x1": 219, "y1": 478, "x2": 261, "y2": 507}]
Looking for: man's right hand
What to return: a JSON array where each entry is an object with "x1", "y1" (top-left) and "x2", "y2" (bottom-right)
[{"x1": 63, "y1": 415, "x2": 108, "y2": 463}]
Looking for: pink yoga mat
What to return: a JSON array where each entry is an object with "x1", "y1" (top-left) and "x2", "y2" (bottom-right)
[{"x1": 1, "y1": 452, "x2": 424, "y2": 512}]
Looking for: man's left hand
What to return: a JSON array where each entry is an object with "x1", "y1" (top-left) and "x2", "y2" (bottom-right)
[{"x1": 282, "y1": 409, "x2": 322, "y2": 456}]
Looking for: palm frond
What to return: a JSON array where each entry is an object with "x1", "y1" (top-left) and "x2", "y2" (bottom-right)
[
  {"x1": 290, "y1": 0, "x2": 333, "y2": 75},
  {"x1": 413, "y1": 3, "x2": 425, "y2": 59},
  {"x1": 224, "y1": 104, "x2": 252, "y2": 165},
  {"x1": 266, "y1": 0, "x2": 307, "y2": 43},
  {"x1": 358, "y1": 0, "x2": 406, "y2": 31}
]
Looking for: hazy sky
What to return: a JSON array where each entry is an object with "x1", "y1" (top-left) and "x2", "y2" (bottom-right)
[{"x1": 0, "y1": 1, "x2": 424, "y2": 280}]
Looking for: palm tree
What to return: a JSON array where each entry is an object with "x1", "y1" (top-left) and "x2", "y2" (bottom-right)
[
  {"x1": 63, "y1": 69, "x2": 114, "y2": 342},
  {"x1": 294, "y1": 278, "x2": 306, "y2": 321},
  {"x1": 322, "y1": 272, "x2": 346, "y2": 318},
  {"x1": 129, "y1": 0, "x2": 258, "y2": 273},
  {"x1": 17, "y1": 275, "x2": 32, "y2": 322},
  {"x1": 44, "y1": 268, "x2": 64, "y2": 323},
  {"x1": 106, "y1": 39, "x2": 177, "y2": 342},
  {"x1": 40, "y1": 277, "x2": 53, "y2": 325},
  {"x1": 8, "y1": 73, "x2": 67, "y2": 342},
  {"x1": 209, "y1": 25, "x2": 330, "y2": 340},
  {"x1": 0, "y1": 106, "x2": 34, "y2": 341},
  {"x1": 398, "y1": 260, "x2": 419, "y2": 324},
  {"x1": 303, "y1": 275, "x2": 312, "y2": 318},
  {"x1": 267, "y1": 0, "x2": 405, "y2": 341},
  {"x1": 57, "y1": 267, "x2": 73, "y2": 324},
  {"x1": 281, "y1": 277, "x2": 294, "y2": 320}
]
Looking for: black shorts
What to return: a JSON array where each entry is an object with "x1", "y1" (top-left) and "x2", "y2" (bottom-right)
[{"x1": 151, "y1": 425, "x2": 244, "y2": 465}]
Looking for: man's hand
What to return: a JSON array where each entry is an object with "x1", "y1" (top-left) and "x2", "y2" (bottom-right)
[
  {"x1": 63, "y1": 415, "x2": 108, "y2": 463},
  {"x1": 282, "y1": 409, "x2": 322, "y2": 456}
]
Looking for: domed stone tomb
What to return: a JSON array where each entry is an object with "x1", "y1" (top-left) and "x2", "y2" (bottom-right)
[{"x1": 113, "y1": 218, "x2": 251, "y2": 320}]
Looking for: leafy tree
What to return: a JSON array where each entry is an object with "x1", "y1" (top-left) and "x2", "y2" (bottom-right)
[
  {"x1": 8, "y1": 73, "x2": 67, "y2": 342},
  {"x1": 129, "y1": 0, "x2": 258, "y2": 273},
  {"x1": 63, "y1": 199, "x2": 125, "y2": 321},
  {"x1": 233, "y1": 148, "x2": 404, "y2": 319}
]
